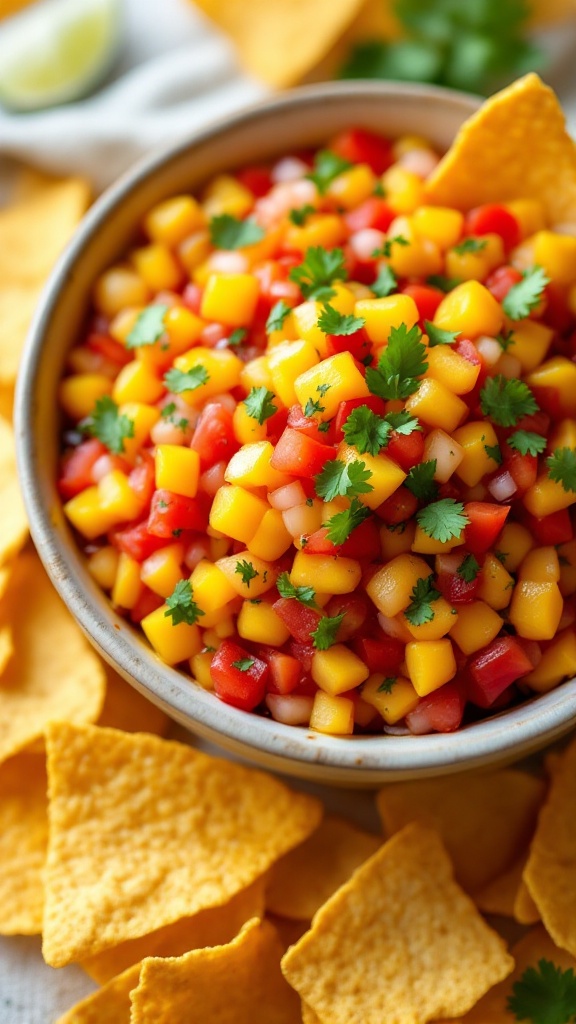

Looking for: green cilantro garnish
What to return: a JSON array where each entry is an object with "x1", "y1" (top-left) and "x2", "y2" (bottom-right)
[
  {"x1": 416, "y1": 498, "x2": 469, "y2": 543},
  {"x1": 306, "y1": 150, "x2": 352, "y2": 194},
  {"x1": 457, "y1": 553, "x2": 480, "y2": 583},
  {"x1": 508, "y1": 430, "x2": 547, "y2": 457},
  {"x1": 405, "y1": 575, "x2": 441, "y2": 626},
  {"x1": 372, "y1": 264, "x2": 398, "y2": 298},
  {"x1": 276, "y1": 571, "x2": 318, "y2": 608},
  {"x1": 231, "y1": 658, "x2": 256, "y2": 672},
  {"x1": 164, "y1": 580, "x2": 205, "y2": 626},
  {"x1": 126, "y1": 303, "x2": 168, "y2": 349},
  {"x1": 304, "y1": 398, "x2": 325, "y2": 418},
  {"x1": 228, "y1": 328, "x2": 247, "y2": 347},
  {"x1": 164, "y1": 365, "x2": 209, "y2": 394},
  {"x1": 546, "y1": 448, "x2": 576, "y2": 493},
  {"x1": 82, "y1": 396, "x2": 134, "y2": 455},
  {"x1": 289, "y1": 246, "x2": 348, "y2": 301},
  {"x1": 324, "y1": 497, "x2": 371, "y2": 545},
  {"x1": 288, "y1": 203, "x2": 316, "y2": 226},
  {"x1": 209, "y1": 213, "x2": 265, "y2": 250},
  {"x1": 317, "y1": 420, "x2": 331, "y2": 433},
  {"x1": 311, "y1": 613, "x2": 345, "y2": 650},
  {"x1": 266, "y1": 299, "x2": 292, "y2": 334},
  {"x1": 497, "y1": 328, "x2": 516, "y2": 352},
  {"x1": 426, "y1": 274, "x2": 461, "y2": 293},
  {"x1": 452, "y1": 237, "x2": 488, "y2": 255},
  {"x1": 507, "y1": 958, "x2": 576, "y2": 1024},
  {"x1": 317, "y1": 303, "x2": 365, "y2": 336},
  {"x1": 484, "y1": 442, "x2": 503, "y2": 465},
  {"x1": 480, "y1": 376, "x2": 539, "y2": 428},
  {"x1": 424, "y1": 321, "x2": 460, "y2": 347},
  {"x1": 317, "y1": 384, "x2": 331, "y2": 396},
  {"x1": 384, "y1": 411, "x2": 421, "y2": 435},
  {"x1": 343, "y1": 406, "x2": 391, "y2": 456},
  {"x1": 377, "y1": 677, "x2": 396, "y2": 694},
  {"x1": 405, "y1": 460, "x2": 439, "y2": 502},
  {"x1": 235, "y1": 560, "x2": 259, "y2": 587},
  {"x1": 373, "y1": 180, "x2": 386, "y2": 197},
  {"x1": 243, "y1": 387, "x2": 278, "y2": 425},
  {"x1": 365, "y1": 322, "x2": 427, "y2": 400},
  {"x1": 161, "y1": 402, "x2": 177, "y2": 420},
  {"x1": 314, "y1": 458, "x2": 373, "y2": 501},
  {"x1": 503, "y1": 266, "x2": 550, "y2": 320},
  {"x1": 372, "y1": 234, "x2": 409, "y2": 258}
]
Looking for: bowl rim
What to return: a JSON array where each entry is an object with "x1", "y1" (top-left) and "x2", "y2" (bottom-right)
[{"x1": 15, "y1": 79, "x2": 576, "y2": 781}]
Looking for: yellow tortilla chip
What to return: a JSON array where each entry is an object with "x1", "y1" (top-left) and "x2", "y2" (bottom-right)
[
  {"x1": 0, "y1": 416, "x2": 28, "y2": 567},
  {"x1": 55, "y1": 962, "x2": 139, "y2": 1024},
  {"x1": 281, "y1": 823, "x2": 513, "y2": 1024},
  {"x1": 266, "y1": 913, "x2": 309, "y2": 953},
  {"x1": 97, "y1": 667, "x2": 169, "y2": 736},
  {"x1": 524, "y1": 732, "x2": 576, "y2": 956},
  {"x1": 474, "y1": 856, "x2": 526, "y2": 919},
  {"x1": 130, "y1": 918, "x2": 301, "y2": 1024},
  {"x1": 426, "y1": 74, "x2": 576, "y2": 225},
  {"x1": 266, "y1": 815, "x2": 381, "y2": 921},
  {"x1": 82, "y1": 875, "x2": 266, "y2": 983},
  {"x1": 0, "y1": 624, "x2": 13, "y2": 675},
  {"x1": 377, "y1": 768, "x2": 545, "y2": 894},
  {"x1": 0, "y1": 552, "x2": 105, "y2": 764},
  {"x1": 43, "y1": 722, "x2": 322, "y2": 967},
  {"x1": 514, "y1": 875, "x2": 541, "y2": 925},
  {"x1": 191, "y1": 0, "x2": 366, "y2": 87},
  {"x1": 0, "y1": 752, "x2": 47, "y2": 934}
]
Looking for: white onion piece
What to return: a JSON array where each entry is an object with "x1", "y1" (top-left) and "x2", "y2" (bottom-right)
[
  {"x1": 435, "y1": 552, "x2": 464, "y2": 575},
  {"x1": 349, "y1": 228, "x2": 385, "y2": 261},
  {"x1": 150, "y1": 418, "x2": 191, "y2": 446},
  {"x1": 495, "y1": 353, "x2": 522, "y2": 379},
  {"x1": 265, "y1": 694, "x2": 314, "y2": 725},
  {"x1": 271, "y1": 157, "x2": 309, "y2": 183},
  {"x1": 92, "y1": 454, "x2": 123, "y2": 482},
  {"x1": 475, "y1": 336, "x2": 502, "y2": 366},
  {"x1": 397, "y1": 147, "x2": 439, "y2": 178},
  {"x1": 488, "y1": 470, "x2": 517, "y2": 502},
  {"x1": 268, "y1": 481, "x2": 307, "y2": 510},
  {"x1": 207, "y1": 251, "x2": 248, "y2": 273},
  {"x1": 377, "y1": 612, "x2": 409, "y2": 641},
  {"x1": 205, "y1": 392, "x2": 237, "y2": 414},
  {"x1": 282, "y1": 502, "x2": 321, "y2": 539},
  {"x1": 424, "y1": 429, "x2": 464, "y2": 482},
  {"x1": 200, "y1": 461, "x2": 227, "y2": 497},
  {"x1": 184, "y1": 537, "x2": 212, "y2": 572},
  {"x1": 255, "y1": 178, "x2": 317, "y2": 227}
]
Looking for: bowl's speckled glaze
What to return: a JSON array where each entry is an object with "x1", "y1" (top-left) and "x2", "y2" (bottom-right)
[{"x1": 15, "y1": 81, "x2": 576, "y2": 785}]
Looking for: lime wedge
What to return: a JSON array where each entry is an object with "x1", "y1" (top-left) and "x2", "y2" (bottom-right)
[{"x1": 0, "y1": 0, "x2": 122, "y2": 112}]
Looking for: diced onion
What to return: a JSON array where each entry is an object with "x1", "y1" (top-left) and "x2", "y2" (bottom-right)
[
  {"x1": 200, "y1": 461, "x2": 227, "y2": 497},
  {"x1": 475, "y1": 336, "x2": 502, "y2": 366},
  {"x1": 271, "y1": 157, "x2": 309, "y2": 183},
  {"x1": 265, "y1": 694, "x2": 314, "y2": 725},
  {"x1": 424, "y1": 429, "x2": 464, "y2": 482},
  {"x1": 349, "y1": 228, "x2": 385, "y2": 262},
  {"x1": 488, "y1": 470, "x2": 517, "y2": 502},
  {"x1": 377, "y1": 612, "x2": 409, "y2": 641},
  {"x1": 205, "y1": 392, "x2": 236, "y2": 414},
  {"x1": 150, "y1": 419, "x2": 191, "y2": 446},
  {"x1": 184, "y1": 537, "x2": 212, "y2": 572},
  {"x1": 207, "y1": 251, "x2": 248, "y2": 272},
  {"x1": 397, "y1": 148, "x2": 439, "y2": 178},
  {"x1": 282, "y1": 502, "x2": 320, "y2": 539},
  {"x1": 268, "y1": 481, "x2": 307, "y2": 510}
]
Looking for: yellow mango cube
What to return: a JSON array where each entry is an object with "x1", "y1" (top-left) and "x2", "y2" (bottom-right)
[
  {"x1": 558, "y1": 539, "x2": 576, "y2": 596},
  {"x1": 449, "y1": 601, "x2": 503, "y2": 655},
  {"x1": 240, "y1": 355, "x2": 274, "y2": 393},
  {"x1": 425, "y1": 346, "x2": 480, "y2": 395},
  {"x1": 163, "y1": 306, "x2": 206, "y2": 354},
  {"x1": 412, "y1": 206, "x2": 464, "y2": 250},
  {"x1": 405, "y1": 378, "x2": 468, "y2": 432},
  {"x1": 445, "y1": 234, "x2": 504, "y2": 282},
  {"x1": 172, "y1": 346, "x2": 243, "y2": 402},
  {"x1": 97, "y1": 470, "x2": 144, "y2": 525},
  {"x1": 87, "y1": 546, "x2": 119, "y2": 591},
  {"x1": 131, "y1": 243, "x2": 182, "y2": 292},
  {"x1": 365, "y1": 553, "x2": 430, "y2": 617},
  {"x1": 285, "y1": 214, "x2": 345, "y2": 252},
  {"x1": 237, "y1": 600, "x2": 290, "y2": 646},
  {"x1": 291, "y1": 551, "x2": 362, "y2": 595},
  {"x1": 381, "y1": 166, "x2": 424, "y2": 213},
  {"x1": 119, "y1": 402, "x2": 160, "y2": 462},
  {"x1": 63, "y1": 486, "x2": 114, "y2": 540},
  {"x1": 225, "y1": 441, "x2": 291, "y2": 490},
  {"x1": 209, "y1": 485, "x2": 269, "y2": 544},
  {"x1": 524, "y1": 475, "x2": 576, "y2": 518},
  {"x1": 361, "y1": 674, "x2": 419, "y2": 724},
  {"x1": 268, "y1": 340, "x2": 320, "y2": 408},
  {"x1": 509, "y1": 580, "x2": 563, "y2": 640},
  {"x1": 60, "y1": 374, "x2": 112, "y2": 420},
  {"x1": 506, "y1": 199, "x2": 546, "y2": 238},
  {"x1": 477, "y1": 553, "x2": 515, "y2": 610},
  {"x1": 202, "y1": 174, "x2": 253, "y2": 218},
  {"x1": 144, "y1": 195, "x2": 205, "y2": 247},
  {"x1": 411, "y1": 526, "x2": 463, "y2": 555},
  {"x1": 294, "y1": 351, "x2": 370, "y2": 420},
  {"x1": 178, "y1": 230, "x2": 211, "y2": 275},
  {"x1": 141, "y1": 605, "x2": 202, "y2": 664},
  {"x1": 247, "y1": 508, "x2": 293, "y2": 562},
  {"x1": 495, "y1": 522, "x2": 534, "y2": 572},
  {"x1": 533, "y1": 230, "x2": 576, "y2": 285},
  {"x1": 94, "y1": 266, "x2": 149, "y2": 318},
  {"x1": 141, "y1": 543, "x2": 185, "y2": 598},
  {"x1": 354, "y1": 294, "x2": 419, "y2": 345},
  {"x1": 405, "y1": 639, "x2": 456, "y2": 696},
  {"x1": 216, "y1": 551, "x2": 278, "y2": 598},
  {"x1": 507, "y1": 318, "x2": 553, "y2": 373},
  {"x1": 190, "y1": 649, "x2": 214, "y2": 690},
  {"x1": 403, "y1": 596, "x2": 457, "y2": 640},
  {"x1": 310, "y1": 691, "x2": 354, "y2": 735},
  {"x1": 311, "y1": 644, "x2": 369, "y2": 695},
  {"x1": 526, "y1": 356, "x2": 576, "y2": 415},
  {"x1": 289, "y1": 301, "x2": 329, "y2": 355},
  {"x1": 189, "y1": 559, "x2": 239, "y2": 614},
  {"x1": 550, "y1": 419, "x2": 576, "y2": 451},
  {"x1": 433, "y1": 280, "x2": 503, "y2": 338},
  {"x1": 453, "y1": 422, "x2": 500, "y2": 486},
  {"x1": 380, "y1": 520, "x2": 416, "y2": 560},
  {"x1": 519, "y1": 546, "x2": 560, "y2": 583},
  {"x1": 524, "y1": 629, "x2": 576, "y2": 692},
  {"x1": 387, "y1": 233, "x2": 442, "y2": 279},
  {"x1": 232, "y1": 402, "x2": 268, "y2": 445},
  {"x1": 111, "y1": 552, "x2": 143, "y2": 609},
  {"x1": 200, "y1": 273, "x2": 259, "y2": 326},
  {"x1": 327, "y1": 163, "x2": 376, "y2": 208},
  {"x1": 155, "y1": 445, "x2": 200, "y2": 498},
  {"x1": 336, "y1": 441, "x2": 406, "y2": 510}
]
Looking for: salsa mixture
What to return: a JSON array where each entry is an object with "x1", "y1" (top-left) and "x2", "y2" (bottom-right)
[{"x1": 58, "y1": 125, "x2": 576, "y2": 736}]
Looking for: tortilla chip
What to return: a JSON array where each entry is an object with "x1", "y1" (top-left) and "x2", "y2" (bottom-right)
[
  {"x1": 43, "y1": 722, "x2": 322, "y2": 967},
  {"x1": 130, "y1": 918, "x2": 301, "y2": 1024},
  {"x1": 266, "y1": 815, "x2": 381, "y2": 921},
  {"x1": 191, "y1": 0, "x2": 366, "y2": 87},
  {"x1": 0, "y1": 384, "x2": 14, "y2": 422},
  {"x1": 474, "y1": 856, "x2": 526, "y2": 919},
  {"x1": 82, "y1": 875, "x2": 266, "y2": 983},
  {"x1": 0, "y1": 752, "x2": 47, "y2": 934},
  {"x1": 0, "y1": 565, "x2": 11, "y2": 600},
  {"x1": 0, "y1": 552, "x2": 106, "y2": 764},
  {"x1": 281, "y1": 823, "x2": 513, "y2": 1024},
  {"x1": 55, "y1": 962, "x2": 139, "y2": 1024},
  {"x1": 523, "y1": 732, "x2": 576, "y2": 956},
  {"x1": 426, "y1": 74, "x2": 576, "y2": 226},
  {"x1": 0, "y1": 417, "x2": 28, "y2": 567},
  {"x1": 97, "y1": 667, "x2": 169, "y2": 736},
  {"x1": 377, "y1": 769, "x2": 545, "y2": 895},
  {"x1": 266, "y1": 914, "x2": 309, "y2": 953},
  {"x1": 514, "y1": 876, "x2": 541, "y2": 925},
  {"x1": 0, "y1": 624, "x2": 13, "y2": 675}
]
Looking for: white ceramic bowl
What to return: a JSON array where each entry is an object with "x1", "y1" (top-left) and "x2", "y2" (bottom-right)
[{"x1": 15, "y1": 81, "x2": 576, "y2": 785}]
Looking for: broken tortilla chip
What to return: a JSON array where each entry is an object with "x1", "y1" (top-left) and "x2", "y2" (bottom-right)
[
  {"x1": 0, "y1": 752, "x2": 47, "y2": 934},
  {"x1": 97, "y1": 667, "x2": 169, "y2": 736},
  {"x1": 426, "y1": 74, "x2": 576, "y2": 226},
  {"x1": 0, "y1": 416, "x2": 28, "y2": 567},
  {"x1": 55, "y1": 962, "x2": 139, "y2": 1024},
  {"x1": 0, "y1": 551, "x2": 105, "y2": 764},
  {"x1": 514, "y1": 875, "x2": 541, "y2": 926},
  {"x1": 266, "y1": 815, "x2": 381, "y2": 921},
  {"x1": 0, "y1": 624, "x2": 14, "y2": 675},
  {"x1": 281, "y1": 823, "x2": 513, "y2": 1024},
  {"x1": 377, "y1": 768, "x2": 545, "y2": 895},
  {"x1": 43, "y1": 722, "x2": 322, "y2": 967},
  {"x1": 474, "y1": 855, "x2": 527, "y2": 919},
  {"x1": 130, "y1": 918, "x2": 301, "y2": 1024}
]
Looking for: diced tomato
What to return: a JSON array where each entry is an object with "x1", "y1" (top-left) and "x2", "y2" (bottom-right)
[
  {"x1": 211, "y1": 640, "x2": 269, "y2": 711},
  {"x1": 270, "y1": 427, "x2": 335, "y2": 478},
  {"x1": 485, "y1": 265, "x2": 523, "y2": 303},
  {"x1": 181, "y1": 282, "x2": 203, "y2": 314},
  {"x1": 436, "y1": 570, "x2": 480, "y2": 604},
  {"x1": 386, "y1": 429, "x2": 425, "y2": 471},
  {"x1": 343, "y1": 196, "x2": 396, "y2": 234},
  {"x1": 287, "y1": 639, "x2": 316, "y2": 674},
  {"x1": 264, "y1": 651, "x2": 302, "y2": 695},
  {"x1": 58, "y1": 438, "x2": 107, "y2": 499},
  {"x1": 87, "y1": 332, "x2": 132, "y2": 367},
  {"x1": 467, "y1": 636, "x2": 533, "y2": 707},
  {"x1": 112, "y1": 520, "x2": 169, "y2": 562},
  {"x1": 147, "y1": 489, "x2": 209, "y2": 538},
  {"x1": 406, "y1": 681, "x2": 466, "y2": 734},
  {"x1": 524, "y1": 509, "x2": 573, "y2": 546},
  {"x1": 340, "y1": 517, "x2": 381, "y2": 560},
  {"x1": 128, "y1": 452, "x2": 156, "y2": 507},
  {"x1": 543, "y1": 281, "x2": 573, "y2": 333},
  {"x1": 302, "y1": 527, "x2": 338, "y2": 555},
  {"x1": 376, "y1": 486, "x2": 418, "y2": 525},
  {"x1": 504, "y1": 450, "x2": 537, "y2": 493},
  {"x1": 333, "y1": 396, "x2": 387, "y2": 443},
  {"x1": 265, "y1": 405, "x2": 290, "y2": 445},
  {"x1": 235, "y1": 165, "x2": 273, "y2": 198},
  {"x1": 352, "y1": 636, "x2": 404, "y2": 675},
  {"x1": 129, "y1": 588, "x2": 164, "y2": 623},
  {"x1": 464, "y1": 204, "x2": 521, "y2": 250},
  {"x1": 330, "y1": 128, "x2": 394, "y2": 174},
  {"x1": 463, "y1": 502, "x2": 510, "y2": 555},
  {"x1": 326, "y1": 327, "x2": 372, "y2": 363},
  {"x1": 287, "y1": 404, "x2": 329, "y2": 443},
  {"x1": 529, "y1": 384, "x2": 562, "y2": 420},
  {"x1": 272, "y1": 597, "x2": 322, "y2": 643},
  {"x1": 190, "y1": 403, "x2": 238, "y2": 469},
  {"x1": 324, "y1": 592, "x2": 370, "y2": 640},
  {"x1": 402, "y1": 284, "x2": 444, "y2": 324}
]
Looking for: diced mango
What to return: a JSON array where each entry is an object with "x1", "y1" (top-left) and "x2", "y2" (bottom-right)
[
  {"x1": 524, "y1": 629, "x2": 576, "y2": 692},
  {"x1": 202, "y1": 174, "x2": 253, "y2": 218},
  {"x1": 336, "y1": 441, "x2": 406, "y2": 509},
  {"x1": 247, "y1": 508, "x2": 293, "y2": 561},
  {"x1": 518, "y1": 546, "x2": 560, "y2": 582},
  {"x1": 433, "y1": 280, "x2": 503, "y2": 338},
  {"x1": 506, "y1": 318, "x2": 553, "y2": 373},
  {"x1": 141, "y1": 605, "x2": 202, "y2": 664},
  {"x1": 189, "y1": 559, "x2": 238, "y2": 614},
  {"x1": 493, "y1": 522, "x2": 534, "y2": 572},
  {"x1": 380, "y1": 520, "x2": 416, "y2": 560},
  {"x1": 425, "y1": 346, "x2": 480, "y2": 395},
  {"x1": 294, "y1": 351, "x2": 370, "y2": 420},
  {"x1": 144, "y1": 195, "x2": 205, "y2": 247},
  {"x1": 526, "y1": 356, "x2": 576, "y2": 416},
  {"x1": 209, "y1": 485, "x2": 269, "y2": 544},
  {"x1": 173, "y1": 346, "x2": 243, "y2": 401},
  {"x1": 140, "y1": 543, "x2": 184, "y2": 598},
  {"x1": 558, "y1": 539, "x2": 576, "y2": 596},
  {"x1": 311, "y1": 644, "x2": 369, "y2": 695},
  {"x1": 237, "y1": 600, "x2": 290, "y2": 646},
  {"x1": 453, "y1": 422, "x2": 500, "y2": 486},
  {"x1": 411, "y1": 206, "x2": 464, "y2": 250},
  {"x1": 365, "y1": 553, "x2": 430, "y2": 617},
  {"x1": 291, "y1": 550, "x2": 362, "y2": 594},
  {"x1": 477, "y1": 553, "x2": 515, "y2": 610},
  {"x1": 131, "y1": 243, "x2": 182, "y2": 292},
  {"x1": 402, "y1": 596, "x2": 457, "y2": 640},
  {"x1": 449, "y1": 601, "x2": 503, "y2": 655},
  {"x1": 327, "y1": 163, "x2": 376, "y2": 208},
  {"x1": 509, "y1": 580, "x2": 563, "y2": 640},
  {"x1": 361, "y1": 673, "x2": 419, "y2": 724},
  {"x1": 224, "y1": 441, "x2": 290, "y2": 490},
  {"x1": 155, "y1": 445, "x2": 200, "y2": 498},
  {"x1": 97, "y1": 470, "x2": 144, "y2": 525},
  {"x1": 87, "y1": 546, "x2": 119, "y2": 591},
  {"x1": 405, "y1": 639, "x2": 457, "y2": 696},
  {"x1": 285, "y1": 214, "x2": 345, "y2": 252},
  {"x1": 405, "y1": 378, "x2": 468, "y2": 432},
  {"x1": 232, "y1": 401, "x2": 268, "y2": 445},
  {"x1": 94, "y1": 266, "x2": 149, "y2": 317},
  {"x1": 550, "y1": 419, "x2": 576, "y2": 452},
  {"x1": 309, "y1": 691, "x2": 354, "y2": 735},
  {"x1": 524, "y1": 474, "x2": 576, "y2": 518},
  {"x1": 178, "y1": 230, "x2": 211, "y2": 275},
  {"x1": 60, "y1": 374, "x2": 112, "y2": 420},
  {"x1": 119, "y1": 402, "x2": 160, "y2": 462},
  {"x1": 163, "y1": 306, "x2": 205, "y2": 353},
  {"x1": 216, "y1": 551, "x2": 277, "y2": 598},
  {"x1": 354, "y1": 293, "x2": 419, "y2": 345},
  {"x1": 240, "y1": 355, "x2": 275, "y2": 392},
  {"x1": 200, "y1": 273, "x2": 259, "y2": 326},
  {"x1": 190, "y1": 649, "x2": 214, "y2": 690},
  {"x1": 289, "y1": 301, "x2": 329, "y2": 355},
  {"x1": 268, "y1": 339, "x2": 320, "y2": 408},
  {"x1": 63, "y1": 486, "x2": 114, "y2": 540},
  {"x1": 445, "y1": 234, "x2": 504, "y2": 282},
  {"x1": 111, "y1": 552, "x2": 143, "y2": 609},
  {"x1": 532, "y1": 230, "x2": 576, "y2": 285},
  {"x1": 411, "y1": 525, "x2": 463, "y2": 555},
  {"x1": 381, "y1": 166, "x2": 424, "y2": 213}
]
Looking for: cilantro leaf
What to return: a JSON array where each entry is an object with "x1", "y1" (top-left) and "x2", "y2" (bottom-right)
[
  {"x1": 289, "y1": 246, "x2": 347, "y2": 301},
  {"x1": 480, "y1": 375, "x2": 539, "y2": 428},
  {"x1": 372, "y1": 235, "x2": 409, "y2": 258},
  {"x1": 484, "y1": 442, "x2": 503, "y2": 465},
  {"x1": 384, "y1": 411, "x2": 421, "y2": 435},
  {"x1": 405, "y1": 460, "x2": 439, "y2": 502},
  {"x1": 424, "y1": 320, "x2": 460, "y2": 346},
  {"x1": 288, "y1": 203, "x2": 316, "y2": 226},
  {"x1": 235, "y1": 559, "x2": 259, "y2": 587},
  {"x1": 317, "y1": 303, "x2": 365, "y2": 336},
  {"x1": 231, "y1": 657, "x2": 256, "y2": 672},
  {"x1": 427, "y1": 274, "x2": 461, "y2": 293},
  {"x1": 405, "y1": 575, "x2": 441, "y2": 626},
  {"x1": 209, "y1": 213, "x2": 265, "y2": 250},
  {"x1": 324, "y1": 497, "x2": 371, "y2": 545},
  {"x1": 497, "y1": 328, "x2": 515, "y2": 352},
  {"x1": 228, "y1": 328, "x2": 247, "y2": 347},
  {"x1": 164, "y1": 580, "x2": 205, "y2": 626},
  {"x1": 365, "y1": 322, "x2": 427, "y2": 400},
  {"x1": 276, "y1": 572, "x2": 318, "y2": 609},
  {"x1": 314, "y1": 458, "x2": 373, "y2": 501},
  {"x1": 546, "y1": 448, "x2": 576, "y2": 493},
  {"x1": 126, "y1": 304, "x2": 168, "y2": 349},
  {"x1": 164, "y1": 365, "x2": 209, "y2": 394},
  {"x1": 304, "y1": 398, "x2": 325, "y2": 417},
  {"x1": 377, "y1": 677, "x2": 396, "y2": 694},
  {"x1": 457, "y1": 553, "x2": 480, "y2": 583},
  {"x1": 416, "y1": 498, "x2": 469, "y2": 543},
  {"x1": 306, "y1": 150, "x2": 352, "y2": 194},
  {"x1": 343, "y1": 405, "x2": 391, "y2": 456},
  {"x1": 82, "y1": 396, "x2": 134, "y2": 455},
  {"x1": 508, "y1": 430, "x2": 547, "y2": 457},
  {"x1": 243, "y1": 387, "x2": 278, "y2": 425},
  {"x1": 507, "y1": 958, "x2": 576, "y2": 1024},
  {"x1": 311, "y1": 613, "x2": 345, "y2": 650},
  {"x1": 503, "y1": 266, "x2": 550, "y2": 320},
  {"x1": 161, "y1": 402, "x2": 177, "y2": 420},
  {"x1": 452, "y1": 237, "x2": 487, "y2": 255},
  {"x1": 372, "y1": 264, "x2": 398, "y2": 298},
  {"x1": 266, "y1": 300, "x2": 292, "y2": 334}
]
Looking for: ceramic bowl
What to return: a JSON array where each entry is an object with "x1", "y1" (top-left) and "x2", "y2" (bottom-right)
[{"x1": 15, "y1": 81, "x2": 576, "y2": 785}]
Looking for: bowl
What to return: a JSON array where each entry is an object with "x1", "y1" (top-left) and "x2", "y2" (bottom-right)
[{"x1": 15, "y1": 80, "x2": 576, "y2": 785}]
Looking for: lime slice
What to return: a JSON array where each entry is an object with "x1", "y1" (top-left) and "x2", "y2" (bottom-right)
[{"x1": 0, "y1": 0, "x2": 123, "y2": 112}]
